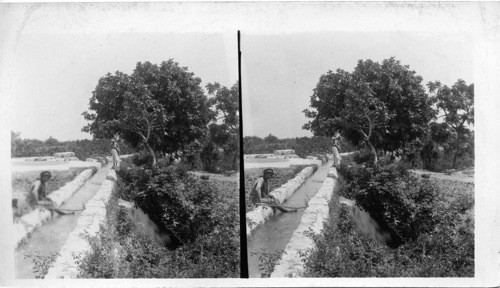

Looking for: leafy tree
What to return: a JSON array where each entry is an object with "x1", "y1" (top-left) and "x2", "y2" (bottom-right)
[
  {"x1": 82, "y1": 60, "x2": 214, "y2": 166},
  {"x1": 207, "y1": 82, "x2": 239, "y2": 133},
  {"x1": 205, "y1": 82, "x2": 239, "y2": 170},
  {"x1": 44, "y1": 136, "x2": 59, "y2": 146},
  {"x1": 420, "y1": 122, "x2": 452, "y2": 170},
  {"x1": 11, "y1": 131, "x2": 21, "y2": 156},
  {"x1": 427, "y1": 79, "x2": 474, "y2": 168},
  {"x1": 304, "y1": 57, "x2": 435, "y2": 164},
  {"x1": 264, "y1": 134, "x2": 279, "y2": 143}
]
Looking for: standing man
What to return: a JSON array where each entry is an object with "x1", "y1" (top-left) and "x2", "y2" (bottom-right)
[
  {"x1": 250, "y1": 168, "x2": 296, "y2": 213},
  {"x1": 332, "y1": 131, "x2": 341, "y2": 168},
  {"x1": 111, "y1": 134, "x2": 121, "y2": 169}
]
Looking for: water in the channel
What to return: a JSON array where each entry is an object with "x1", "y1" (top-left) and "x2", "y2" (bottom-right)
[
  {"x1": 247, "y1": 160, "x2": 333, "y2": 278},
  {"x1": 15, "y1": 164, "x2": 111, "y2": 279}
]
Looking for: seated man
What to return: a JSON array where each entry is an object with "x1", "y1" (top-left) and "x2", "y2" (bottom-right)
[
  {"x1": 27, "y1": 171, "x2": 53, "y2": 207},
  {"x1": 250, "y1": 168, "x2": 296, "y2": 213},
  {"x1": 27, "y1": 171, "x2": 74, "y2": 215}
]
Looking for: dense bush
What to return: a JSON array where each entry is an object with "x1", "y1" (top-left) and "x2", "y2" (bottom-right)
[
  {"x1": 199, "y1": 141, "x2": 238, "y2": 173},
  {"x1": 200, "y1": 142, "x2": 221, "y2": 173},
  {"x1": 116, "y1": 163, "x2": 230, "y2": 246},
  {"x1": 338, "y1": 163, "x2": 438, "y2": 246},
  {"x1": 302, "y1": 170, "x2": 474, "y2": 277},
  {"x1": 76, "y1": 199, "x2": 176, "y2": 278},
  {"x1": 77, "y1": 165, "x2": 240, "y2": 278},
  {"x1": 302, "y1": 202, "x2": 391, "y2": 277},
  {"x1": 302, "y1": 201, "x2": 473, "y2": 277},
  {"x1": 130, "y1": 151, "x2": 154, "y2": 167},
  {"x1": 418, "y1": 127, "x2": 474, "y2": 172},
  {"x1": 352, "y1": 149, "x2": 376, "y2": 165}
]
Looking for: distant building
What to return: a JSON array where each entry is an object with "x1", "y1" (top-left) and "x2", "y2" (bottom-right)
[{"x1": 273, "y1": 149, "x2": 296, "y2": 155}]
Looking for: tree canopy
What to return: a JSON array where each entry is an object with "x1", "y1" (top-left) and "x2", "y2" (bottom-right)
[
  {"x1": 82, "y1": 60, "x2": 214, "y2": 165},
  {"x1": 303, "y1": 57, "x2": 435, "y2": 163},
  {"x1": 207, "y1": 82, "x2": 239, "y2": 133},
  {"x1": 202, "y1": 81, "x2": 240, "y2": 171},
  {"x1": 427, "y1": 79, "x2": 474, "y2": 168}
]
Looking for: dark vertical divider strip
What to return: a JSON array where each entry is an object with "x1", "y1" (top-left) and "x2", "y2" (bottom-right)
[{"x1": 238, "y1": 30, "x2": 249, "y2": 278}]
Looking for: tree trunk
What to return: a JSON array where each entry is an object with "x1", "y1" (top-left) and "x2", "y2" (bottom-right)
[
  {"x1": 453, "y1": 132, "x2": 462, "y2": 169},
  {"x1": 145, "y1": 141, "x2": 157, "y2": 166},
  {"x1": 232, "y1": 152, "x2": 238, "y2": 171},
  {"x1": 367, "y1": 140, "x2": 378, "y2": 165}
]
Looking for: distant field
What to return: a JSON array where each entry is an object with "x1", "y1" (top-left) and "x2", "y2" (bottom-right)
[
  {"x1": 244, "y1": 158, "x2": 289, "y2": 163},
  {"x1": 11, "y1": 161, "x2": 68, "y2": 167}
]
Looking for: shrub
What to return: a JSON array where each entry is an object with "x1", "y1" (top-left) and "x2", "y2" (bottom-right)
[
  {"x1": 200, "y1": 142, "x2": 220, "y2": 173},
  {"x1": 338, "y1": 163, "x2": 438, "y2": 246},
  {"x1": 117, "y1": 164, "x2": 219, "y2": 246},
  {"x1": 352, "y1": 149, "x2": 376, "y2": 165},
  {"x1": 75, "y1": 200, "x2": 172, "y2": 278},
  {"x1": 24, "y1": 250, "x2": 60, "y2": 279},
  {"x1": 115, "y1": 160, "x2": 240, "y2": 277},
  {"x1": 76, "y1": 184, "x2": 240, "y2": 278},
  {"x1": 302, "y1": 204, "x2": 391, "y2": 277},
  {"x1": 199, "y1": 142, "x2": 238, "y2": 173},
  {"x1": 303, "y1": 204, "x2": 473, "y2": 277},
  {"x1": 302, "y1": 172, "x2": 474, "y2": 277},
  {"x1": 252, "y1": 248, "x2": 286, "y2": 277},
  {"x1": 130, "y1": 151, "x2": 154, "y2": 167}
]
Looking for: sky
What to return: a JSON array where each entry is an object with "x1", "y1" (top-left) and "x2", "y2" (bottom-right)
[
  {"x1": 5, "y1": 5, "x2": 237, "y2": 141},
  {"x1": 0, "y1": 4, "x2": 478, "y2": 141},
  {"x1": 241, "y1": 32, "x2": 474, "y2": 138}
]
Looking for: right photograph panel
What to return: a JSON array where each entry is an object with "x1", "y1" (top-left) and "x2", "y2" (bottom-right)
[{"x1": 242, "y1": 32, "x2": 474, "y2": 278}]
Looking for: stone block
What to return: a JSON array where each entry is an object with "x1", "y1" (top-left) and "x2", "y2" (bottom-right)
[
  {"x1": 327, "y1": 167, "x2": 338, "y2": 179},
  {"x1": 106, "y1": 170, "x2": 118, "y2": 182},
  {"x1": 246, "y1": 205, "x2": 274, "y2": 237},
  {"x1": 307, "y1": 197, "x2": 328, "y2": 206}
]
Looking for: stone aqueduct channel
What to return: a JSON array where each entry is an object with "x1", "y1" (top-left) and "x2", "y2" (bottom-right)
[
  {"x1": 14, "y1": 151, "x2": 346, "y2": 278},
  {"x1": 246, "y1": 152, "x2": 346, "y2": 278},
  {"x1": 12, "y1": 155, "x2": 128, "y2": 279}
]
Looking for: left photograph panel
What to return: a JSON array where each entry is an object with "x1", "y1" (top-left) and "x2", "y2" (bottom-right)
[{"x1": 5, "y1": 3, "x2": 240, "y2": 279}]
